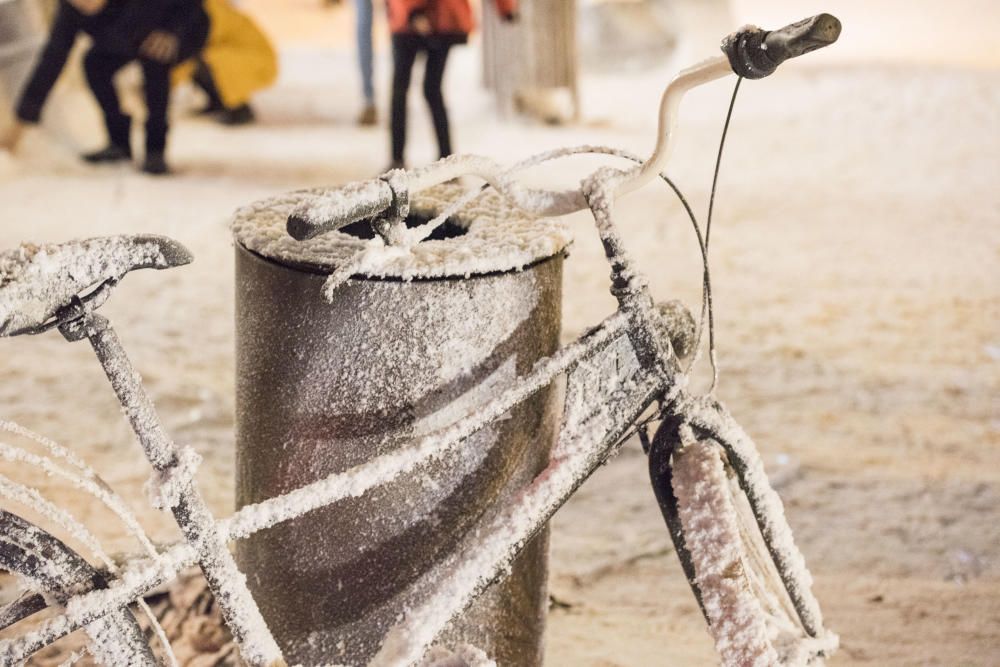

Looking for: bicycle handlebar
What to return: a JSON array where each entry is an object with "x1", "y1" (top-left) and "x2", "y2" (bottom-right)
[{"x1": 721, "y1": 13, "x2": 841, "y2": 80}]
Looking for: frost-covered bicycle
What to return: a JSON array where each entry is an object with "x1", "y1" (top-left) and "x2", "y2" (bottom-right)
[{"x1": 0, "y1": 13, "x2": 840, "y2": 667}]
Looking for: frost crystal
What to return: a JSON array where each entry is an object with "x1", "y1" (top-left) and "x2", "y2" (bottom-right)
[{"x1": 145, "y1": 445, "x2": 203, "y2": 511}]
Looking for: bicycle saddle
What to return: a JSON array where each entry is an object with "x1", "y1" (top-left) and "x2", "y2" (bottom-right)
[{"x1": 0, "y1": 234, "x2": 192, "y2": 337}]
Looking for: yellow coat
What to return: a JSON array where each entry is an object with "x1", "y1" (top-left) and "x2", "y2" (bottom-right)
[{"x1": 174, "y1": 0, "x2": 278, "y2": 108}]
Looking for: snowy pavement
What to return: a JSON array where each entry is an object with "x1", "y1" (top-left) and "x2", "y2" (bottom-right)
[{"x1": 1, "y1": 29, "x2": 999, "y2": 667}]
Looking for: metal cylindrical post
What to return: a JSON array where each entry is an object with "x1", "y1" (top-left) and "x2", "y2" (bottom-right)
[{"x1": 232, "y1": 187, "x2": 571, "y2": 665}]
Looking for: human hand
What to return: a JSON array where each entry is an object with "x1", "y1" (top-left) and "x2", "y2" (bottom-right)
[
  {"x1": 140, "y1": 31, "x2": 180, "y2": 63},
  {"x1": 67, "y1": 0, "x2": 107, "y2": 16},
  {"x1": 410, "y1": 12, "x2": 432, "y2": 36}
]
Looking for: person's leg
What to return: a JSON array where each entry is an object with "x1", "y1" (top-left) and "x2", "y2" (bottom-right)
[
  {"x1": 192, "y1": 58, "x2": 226, "y2": 113},
  {"x1": 422, "y1": 44, "x2": 452, "y2": 158},
  {"x1": 137, "y1": 13, "x2": 209, "y2": 173},
  {"x1": 186, "y1": 14, "x2": 254, "y2": 124},
  {"x1": 140, "y1": 58, "x2": 171, "y2": 174},
  {"x1": 390, "y1": 35, "x2": 419, "y2": 166},
  {"x1": 356, "y1": 0, "x2": 375, "y2": 121},
  {"x1": 193, "y1": 57, "x2": 256, "y2": 124},
  {"x1": 82, "y1": 49, "x2": 133, "y2": 161}
]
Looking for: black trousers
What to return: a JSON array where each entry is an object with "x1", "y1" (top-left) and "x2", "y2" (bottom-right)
[
  {"x1": 391, "y1": 34, "x2": 452, "y2": 163},
  {"x1": 83, "y1": 26, "x2": 207, "y2": 154},
  {"x1": 84, "y1": 53, "x2": 169, "y2": 153}
]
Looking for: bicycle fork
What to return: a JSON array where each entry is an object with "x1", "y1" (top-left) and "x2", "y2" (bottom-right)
[
  {"x1": 580, "y1": 169, "x2": 827, "y2": 642},
  {"x1": 58, "y1": 312, "x2": 285, "y2": 667}
]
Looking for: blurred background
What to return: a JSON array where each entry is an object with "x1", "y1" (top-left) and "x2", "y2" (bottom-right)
[{"x1": 0, "y1": 0, "x2": 998, "y2": 665}]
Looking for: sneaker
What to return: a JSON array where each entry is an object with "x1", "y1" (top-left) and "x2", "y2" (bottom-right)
[
  {"x1": 142, "y1": 152, "x2": 170, "y2": 175},
  {"x1": 219, "y1": 104, "x2": 256, "y2": 126},
  {"x1": 357, "y1": 104, "x2": 377, "y2": 127},
  {"x1": 82, "y1": 144, "x2": 131, "y2": 164}
]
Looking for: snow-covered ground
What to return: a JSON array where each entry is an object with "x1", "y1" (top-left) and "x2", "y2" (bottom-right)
[{"x1": 1, "y1": 2, "x2": 999, "y2": 664}]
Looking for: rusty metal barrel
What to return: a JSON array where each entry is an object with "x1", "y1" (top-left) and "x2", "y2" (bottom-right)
[{"x1": 231, "y1": 185, "x2": 571, "y2": 665}]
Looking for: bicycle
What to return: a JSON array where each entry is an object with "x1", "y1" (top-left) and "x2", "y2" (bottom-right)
[{"x1": 0, "y1": 13, "x2": 841, "y2": 666}]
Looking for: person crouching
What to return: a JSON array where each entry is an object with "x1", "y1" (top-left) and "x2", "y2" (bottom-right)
[{"x1": 11, "y1": 0, "x2": 209, "y2": 174}]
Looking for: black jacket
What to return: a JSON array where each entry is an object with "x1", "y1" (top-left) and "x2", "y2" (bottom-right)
[{"x1": 17, "y1": 0, "x2": 208, "y2": 123}]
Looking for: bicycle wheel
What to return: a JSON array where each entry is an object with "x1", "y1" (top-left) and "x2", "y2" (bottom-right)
[
  {"x1": 650, "y1": 435, "x2": 836, "y2": 666},
  {"x1": 0, "y1": 509, "x2": 157, "y2": 666}
]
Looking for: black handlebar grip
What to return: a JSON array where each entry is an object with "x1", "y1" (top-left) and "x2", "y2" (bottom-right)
[
  {"x1": 721, "y1": 13, "x2": 841, "y2": 79},
  {"x1": 286, "y1": 179, "x2": 394, "y2": 241}
]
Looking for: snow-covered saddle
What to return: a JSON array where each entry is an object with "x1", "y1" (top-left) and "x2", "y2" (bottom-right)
[{"x1": 0, "y1": 234, "x2": 192, "y2": 337}]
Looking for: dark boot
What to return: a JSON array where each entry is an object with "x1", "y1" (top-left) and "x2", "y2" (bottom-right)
[
  {"x1": 84, "y1": 113, "x2": 131, "y2": 163},
  {"x1": 196, "y1": 102, "x2": 226, "y2": 116},
  {"x1": 218, "y1": 104, "x2": 255, "y2": 126},
  {"x1": 82, "y1": 144, "x2": 132, "y2": 163},
  {"x1": 356, "y1": 103, "x2": 377, "y2": 126},
  {"x1": 142, "y1": 151, "x2": 170, "y2": 175}
]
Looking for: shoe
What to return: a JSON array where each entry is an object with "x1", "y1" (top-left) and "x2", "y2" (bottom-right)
[
  {"x1": 142, "y1": 152, "x2": 170, "y2": 175},
  {"x1": 357, "y1": 104, "x2": 377, "y2": 127},
  {"x1": 82, "y1": 144, "x2": 131, "y2": 164},
  {"x1": 219, "y1": 104, "x2": 256, "y2": 126},
  {"x1": 195, "y1": 102, "x2": 226, "y2": 116}
]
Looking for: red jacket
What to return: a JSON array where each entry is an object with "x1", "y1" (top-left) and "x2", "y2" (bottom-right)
[{"x1": 388, "y1": 0, "x2": 516, "y2": 40}]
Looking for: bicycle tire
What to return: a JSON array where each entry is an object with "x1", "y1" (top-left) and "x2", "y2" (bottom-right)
[
  {"x1": 651, "y1": 436, "x2": 836, "y2": 666},
  {"x1": 0, "y1": 509, "x2": 157, "y2": 666}
]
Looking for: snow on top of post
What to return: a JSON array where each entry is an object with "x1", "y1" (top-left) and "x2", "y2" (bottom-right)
[{"x1": 231, "y1": 184, "x2": 573, "y2": 280}]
